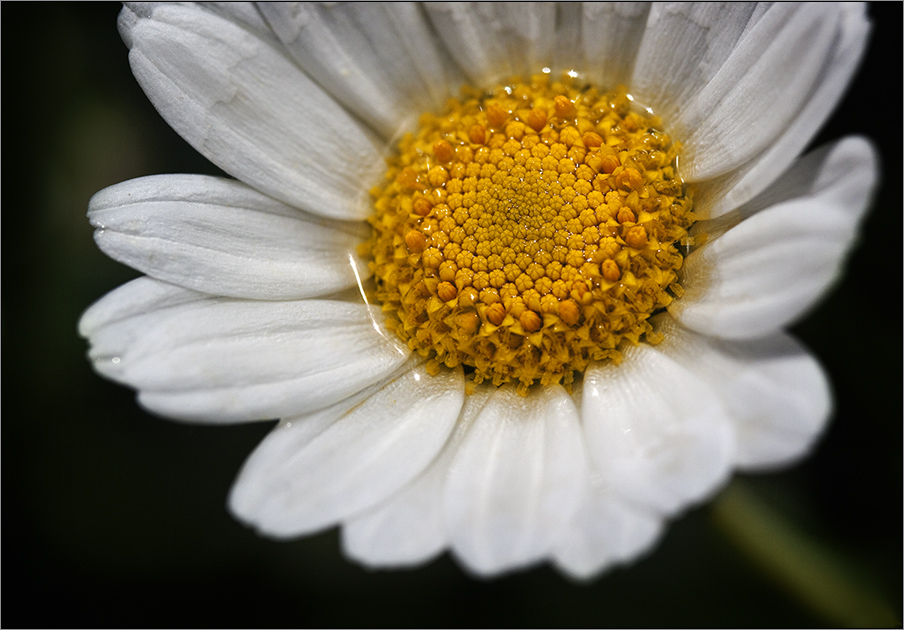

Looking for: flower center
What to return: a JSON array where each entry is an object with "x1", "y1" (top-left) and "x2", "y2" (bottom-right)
[{"x1": 363, "y1": 74, "x2": 695, "y2": 392}]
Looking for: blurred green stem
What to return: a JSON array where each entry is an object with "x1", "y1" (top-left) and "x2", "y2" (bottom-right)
[{"x1": 710, "y1": 479, "x2": 898, "y2": 628}]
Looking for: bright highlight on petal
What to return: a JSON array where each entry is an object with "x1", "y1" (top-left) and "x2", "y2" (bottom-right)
[{"x1": 80, "y1": 2, "x2": 878, "y2": 580}]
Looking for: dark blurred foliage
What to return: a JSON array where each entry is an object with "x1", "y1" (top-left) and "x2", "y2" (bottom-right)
[{"x1": 2, "y1": 3, "x2": 900, "y2": 628}]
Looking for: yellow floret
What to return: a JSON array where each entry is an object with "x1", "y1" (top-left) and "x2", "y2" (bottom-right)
[{"x1": 363, "y1": 75, "x2": 694, "y2": 393}]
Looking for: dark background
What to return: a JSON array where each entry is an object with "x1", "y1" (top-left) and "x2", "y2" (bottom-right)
[{"x1": 3, "y1": 3, "x2": 901, "y2": 627}]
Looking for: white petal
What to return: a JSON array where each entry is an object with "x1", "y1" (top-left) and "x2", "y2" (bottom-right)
[
  {"x1": 79, "y1": 276, "x2": 205, "y2": 339},
  {"x1": 630, "y1": 2, "x2": 764, "y2": 116},
  {"x1": 123, "y1": 4, "x2": 280, "y2": 47},
  {"x1": 652, "y1": 316, "x2": 832, "y2": 471},
  {"x1": 119, "y1": 3, "x2": 384, "y2": 220},
  {"x1": 84, "y1": 292, "x2": 410, "y2": 422},
  {"x1": 552, "y1": 478, "x2": 663, "y2": 580},
  {"x1": 228, "y1": 363, "x2": 465, "y2": 537},
  {"x1": 200, "y1": 2, "x2": 281, "y2": 45},
  {"x1": 444, "y1": 383, "x2": 588, "y2": 576},
  {"x1": 673, "y1": 4, "x2": 851, "y2": 181},
  {"x1": 552, "y1": 2, "x2": 583, "y2": 74},
  {"x1": 728, "y1": 340, "x2": 831, "y2": 470},
  {"x1": 260, "y1": 2, "x2": 459, "y2": 140},
  {"x1": 671, "y1": 137, "x2": 878, "y2": 340},
  {"x1": 579, "y1": 2, "x2": 651, "y2": 90},
  {"x1": 341, "y1": 384, "x2": 494, "y2": 568},
  {"x1": 425, "y1": 3, "x2": 557, "y2": 87},
  {"x1": 340, "y1": 461, "x2": 449, "y2": 568},
  {"x1": 581, "y1": 343, "x2": 735, "y2": 516},
  {"x1": 88, "y1": 174, "x2": 370, "y2": 300},
  {"x1": 696, "y1": 4, "x2": 871, "y2": 218}
]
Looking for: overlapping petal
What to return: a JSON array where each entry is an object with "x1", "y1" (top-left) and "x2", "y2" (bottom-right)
[
  {"x1": 341, "y1": 384, "x2": 495, "y2": 568},
  {"x1": 119, "y1": 2, "x2": 384, "y2": 220},
  {"x1": 693, "y1": 3, "x2": 871, "y2": 217},
  {"x1": 260, "y1": 2, "x2": 458, "y2": 140},
  {"x1": 552, "y1": 480, "x2": 664, "y2": 580},
  {"x1": 80, "y1": 276, "x2": 207, "y2": 340},
  {"x1": 580, "y1": 342, "x2": 736, "y2": 515},
  {"x1": 197, "y1": 2, "x2": 282, "y2": 46},
  {"x1": 81, "y1": 281, "x2": 411, "y2": 422},
  {"x1": 229, "y1": 362, "x2": 465, "y2": 537},
  {"x1": 671, "y1": 137, "x2": 878, "y2": 339},
  {"x1": 657, "y1": 3, "x2": 849, "y2": 181},
  {"x1": 579, "y1": 2, "x2": 651, "y2": 90},
  {"x1": 651, "y1": 316, "x2": 832, "y2": 471},
  {"x1": 425, "y1": 3, "x2": 558, "y2": 87},
  {"x1": 88, "y1": 174, "x2": 371, "y2": 300},
  {"x1": 444, "y1": 383, "x2": 588, "y2": 575},
  {"x1": 629, "y1": 2, "x2": 765, "y2": 121}
]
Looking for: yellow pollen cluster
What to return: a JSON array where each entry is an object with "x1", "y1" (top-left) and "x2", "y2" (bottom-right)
[{"x1": 362, "y1": 74, "x2": 695, "y2": 392}]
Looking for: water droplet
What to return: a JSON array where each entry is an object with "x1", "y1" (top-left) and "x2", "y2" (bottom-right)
[{"x1": 92, "y1": 355, "x2": 121, "y2": 368}]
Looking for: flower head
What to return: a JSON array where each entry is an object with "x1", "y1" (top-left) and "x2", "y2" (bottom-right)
[{"x1": 81, "y1": 2, "x2": 877, "y2": 578}]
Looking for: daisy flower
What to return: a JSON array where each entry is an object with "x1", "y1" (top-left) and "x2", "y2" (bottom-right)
[{"x1": 80, "y1": 2, "x2": 878, "y2": 578}]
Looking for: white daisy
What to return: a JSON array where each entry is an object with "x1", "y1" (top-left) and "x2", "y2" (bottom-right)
[{"x1": 80, "y1": 2, "x2": 878, "y2": 578}]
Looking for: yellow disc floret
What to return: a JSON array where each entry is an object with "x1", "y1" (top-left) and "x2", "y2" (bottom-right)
[{"x1": 362, "y1": 73, "x2": 695, "y2": 392}]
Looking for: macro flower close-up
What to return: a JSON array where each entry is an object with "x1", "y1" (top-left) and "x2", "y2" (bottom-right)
[{"x1": 73, "y1": 0, "x2": 883, "y2": 584}]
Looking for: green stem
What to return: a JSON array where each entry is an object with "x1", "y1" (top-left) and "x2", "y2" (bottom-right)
[{"x1": 710, "y1": 479, "x2": 899, "y2": 628}]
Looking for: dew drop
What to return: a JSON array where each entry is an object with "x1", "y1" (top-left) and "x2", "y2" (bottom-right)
[{"x1": 93, "y1": 355, "x2": 121, "y2": 368}]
